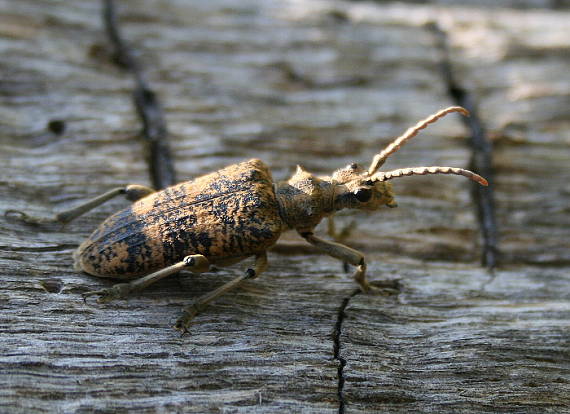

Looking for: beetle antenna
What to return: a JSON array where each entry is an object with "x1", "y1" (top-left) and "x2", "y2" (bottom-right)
[
  {"x1": 368, "y1": 106, "x2": 470, "y2": 175},
  {"x1": 372, "y1": 166, "x2": 488, "y2": 186}
]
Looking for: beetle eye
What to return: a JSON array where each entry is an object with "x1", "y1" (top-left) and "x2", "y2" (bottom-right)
[
  {"x1": 350, "y1": 163, "x2": 359, "y2": 170},
  {"x1": 353, "y1": 188, "x2": 372, "y2": 202}
]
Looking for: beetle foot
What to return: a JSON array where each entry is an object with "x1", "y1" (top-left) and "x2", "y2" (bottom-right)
[
  {"x1": 174, "y1": 304, "x2": 200, "y2": 335},
  {"x1": 4, "y1": 209, "x2": 55, "y2": 225},
  {"x1": 82, "y1": 283, "x2": 132, "y2": 304}
]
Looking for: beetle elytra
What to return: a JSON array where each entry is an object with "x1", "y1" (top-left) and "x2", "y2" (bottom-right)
[{"x1": 7, "y1": 106, "x2": 487, "y2": 332}]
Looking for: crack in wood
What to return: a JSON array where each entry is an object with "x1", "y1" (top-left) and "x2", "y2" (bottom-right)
[
  {"x1": 333, "y1": 290, "x2": 360, "y2": 414},
  {"x1": 102, "y1": 0, "x2": 176, "y2": 190},
  {"x1": 428, "y1": 22, "x2": 499, "y2": 270}
]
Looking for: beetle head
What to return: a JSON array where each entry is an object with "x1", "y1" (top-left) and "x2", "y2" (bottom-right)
[
  {"x1": 331, "y1": 106, "x2": 488, "y2": 213},
  {"x1": 331, "y1": 162, "x2": 397, "y2": 211}
]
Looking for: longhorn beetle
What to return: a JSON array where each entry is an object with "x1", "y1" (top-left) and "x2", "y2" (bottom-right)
[{"x1": 8, "y1": 106, "x2": 487, "y2": 333}]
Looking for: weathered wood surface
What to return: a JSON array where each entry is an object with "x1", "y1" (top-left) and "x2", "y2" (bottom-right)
[{"x1": 1, "y1": 1, "x2": 569, "y2": 413}]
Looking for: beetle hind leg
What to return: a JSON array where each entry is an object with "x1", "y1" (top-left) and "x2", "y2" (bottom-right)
[
  {"x1": 82, "y1": 254, "x2": 210, "y2": 303},
  {"x1": 6, "y1": 184, "x2": 154, "y2": 225}
]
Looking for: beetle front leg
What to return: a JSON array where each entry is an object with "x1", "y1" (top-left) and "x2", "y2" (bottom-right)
[
  {"x1": 327, "y1": 215, "x2": 358, "y2": 273},
  {"x1": 300, "y1": 231, "x2": 374, "y2": 292},
  {"x1": 301, "y1": 232, "x2": 401, "y2": 295},
  {"x1": 174, "y1": 252, "x2": 268, "y2": 334},
  {"x1": 327, "y1": 216, "x2": 357, "y2": 244},
  {"x1": 82, "y1": 254, "x2": 210, "y2": 303},
  {"x1": 5, "y1": 184, "x2": 154, "y2": 225}
]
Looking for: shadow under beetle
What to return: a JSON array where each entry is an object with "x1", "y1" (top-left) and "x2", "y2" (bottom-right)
[{"x1": 8, "y1": 106, "x2": 487, "y2": 333}]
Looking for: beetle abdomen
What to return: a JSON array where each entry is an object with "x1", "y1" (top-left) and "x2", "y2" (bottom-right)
[{"x1": 75, "y1": 159, "x2": 283, "y2": 278}]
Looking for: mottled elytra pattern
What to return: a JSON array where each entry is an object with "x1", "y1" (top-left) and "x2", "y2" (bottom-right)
[{"x1": 75, "y1": 159, "x2": 283, "y2": 278}]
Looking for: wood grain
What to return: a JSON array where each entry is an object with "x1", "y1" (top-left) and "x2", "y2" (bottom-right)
[{"x1": 1, "y1": 1, "x2": 569, "y2": 413}]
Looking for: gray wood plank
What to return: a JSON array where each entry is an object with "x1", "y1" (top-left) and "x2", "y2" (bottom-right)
[{"x1": 1, "y1": 1, "x2": 568, "y2": 413}]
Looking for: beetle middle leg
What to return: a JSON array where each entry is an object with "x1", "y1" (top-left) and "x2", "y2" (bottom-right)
[
  {"x1": 5, "y1": 184, "x2": 154, "y2": 225},
  {"x1": 174, "y1": 252, "x2": 268, "y2": 333},
  {"x1": 82, "y1": 254, "x2": 210, "y2": 303}
]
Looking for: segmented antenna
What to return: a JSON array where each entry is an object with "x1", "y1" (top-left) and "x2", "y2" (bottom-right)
[
  {"x1": 372, "y1": 166, "x2": 488, "y2": 186},
  {"x1": 368, "y1": 106, "x2": 470, "y2": 175}
]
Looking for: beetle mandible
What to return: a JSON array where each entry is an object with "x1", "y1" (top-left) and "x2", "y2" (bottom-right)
[{"x1": 8, "y1": 106, "x2": 488, "y2": 332}]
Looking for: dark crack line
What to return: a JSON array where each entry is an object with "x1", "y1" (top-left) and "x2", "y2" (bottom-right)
[
  {"x1": 429, "y1": 23, "x2": 499, "y2": 270},
  {"x1": 102, "y1": 0, "x2": 176, "y2": 190},
  {"x1": 334, "y1": 290, "x2": 359, "y2": 414}
]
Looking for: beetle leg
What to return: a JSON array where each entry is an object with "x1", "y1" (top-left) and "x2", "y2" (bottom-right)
[
  {"x1": 301, "y1": 232, "x2": 401, "y2": 294},
  {"x1": 82, "y1": 254, "x2": 210, "y2": 304},
  {"x1": 300, "y1": 231, "x2": 373, "y2": 292},
  {"x1": 327, "y1": 215, "x2": 357, "y2": 273},
  {"x1": 174, "y1": 252, "x2": 268, "y2": 334},
  {"x1": 301, "y1": 231, "x2": 400, "y2": 295},
  {"x1": 300, "y1": 232, "x2": 400, "y2": 295},
  {"x1": 327, "y1": 216, "x2": 357, "y2": 244},
  {"x1": 5, "y1": 184, "x2": 154, "y2": 225}
]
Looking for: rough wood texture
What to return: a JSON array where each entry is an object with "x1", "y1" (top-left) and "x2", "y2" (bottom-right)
[{"x1": 1, "y1": 1, "x2": 569, "y2": 413}]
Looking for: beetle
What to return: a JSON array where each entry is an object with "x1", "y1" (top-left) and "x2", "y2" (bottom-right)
[{"x1": 7, "y1": 106, "x2": 487, "y2": 332}]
